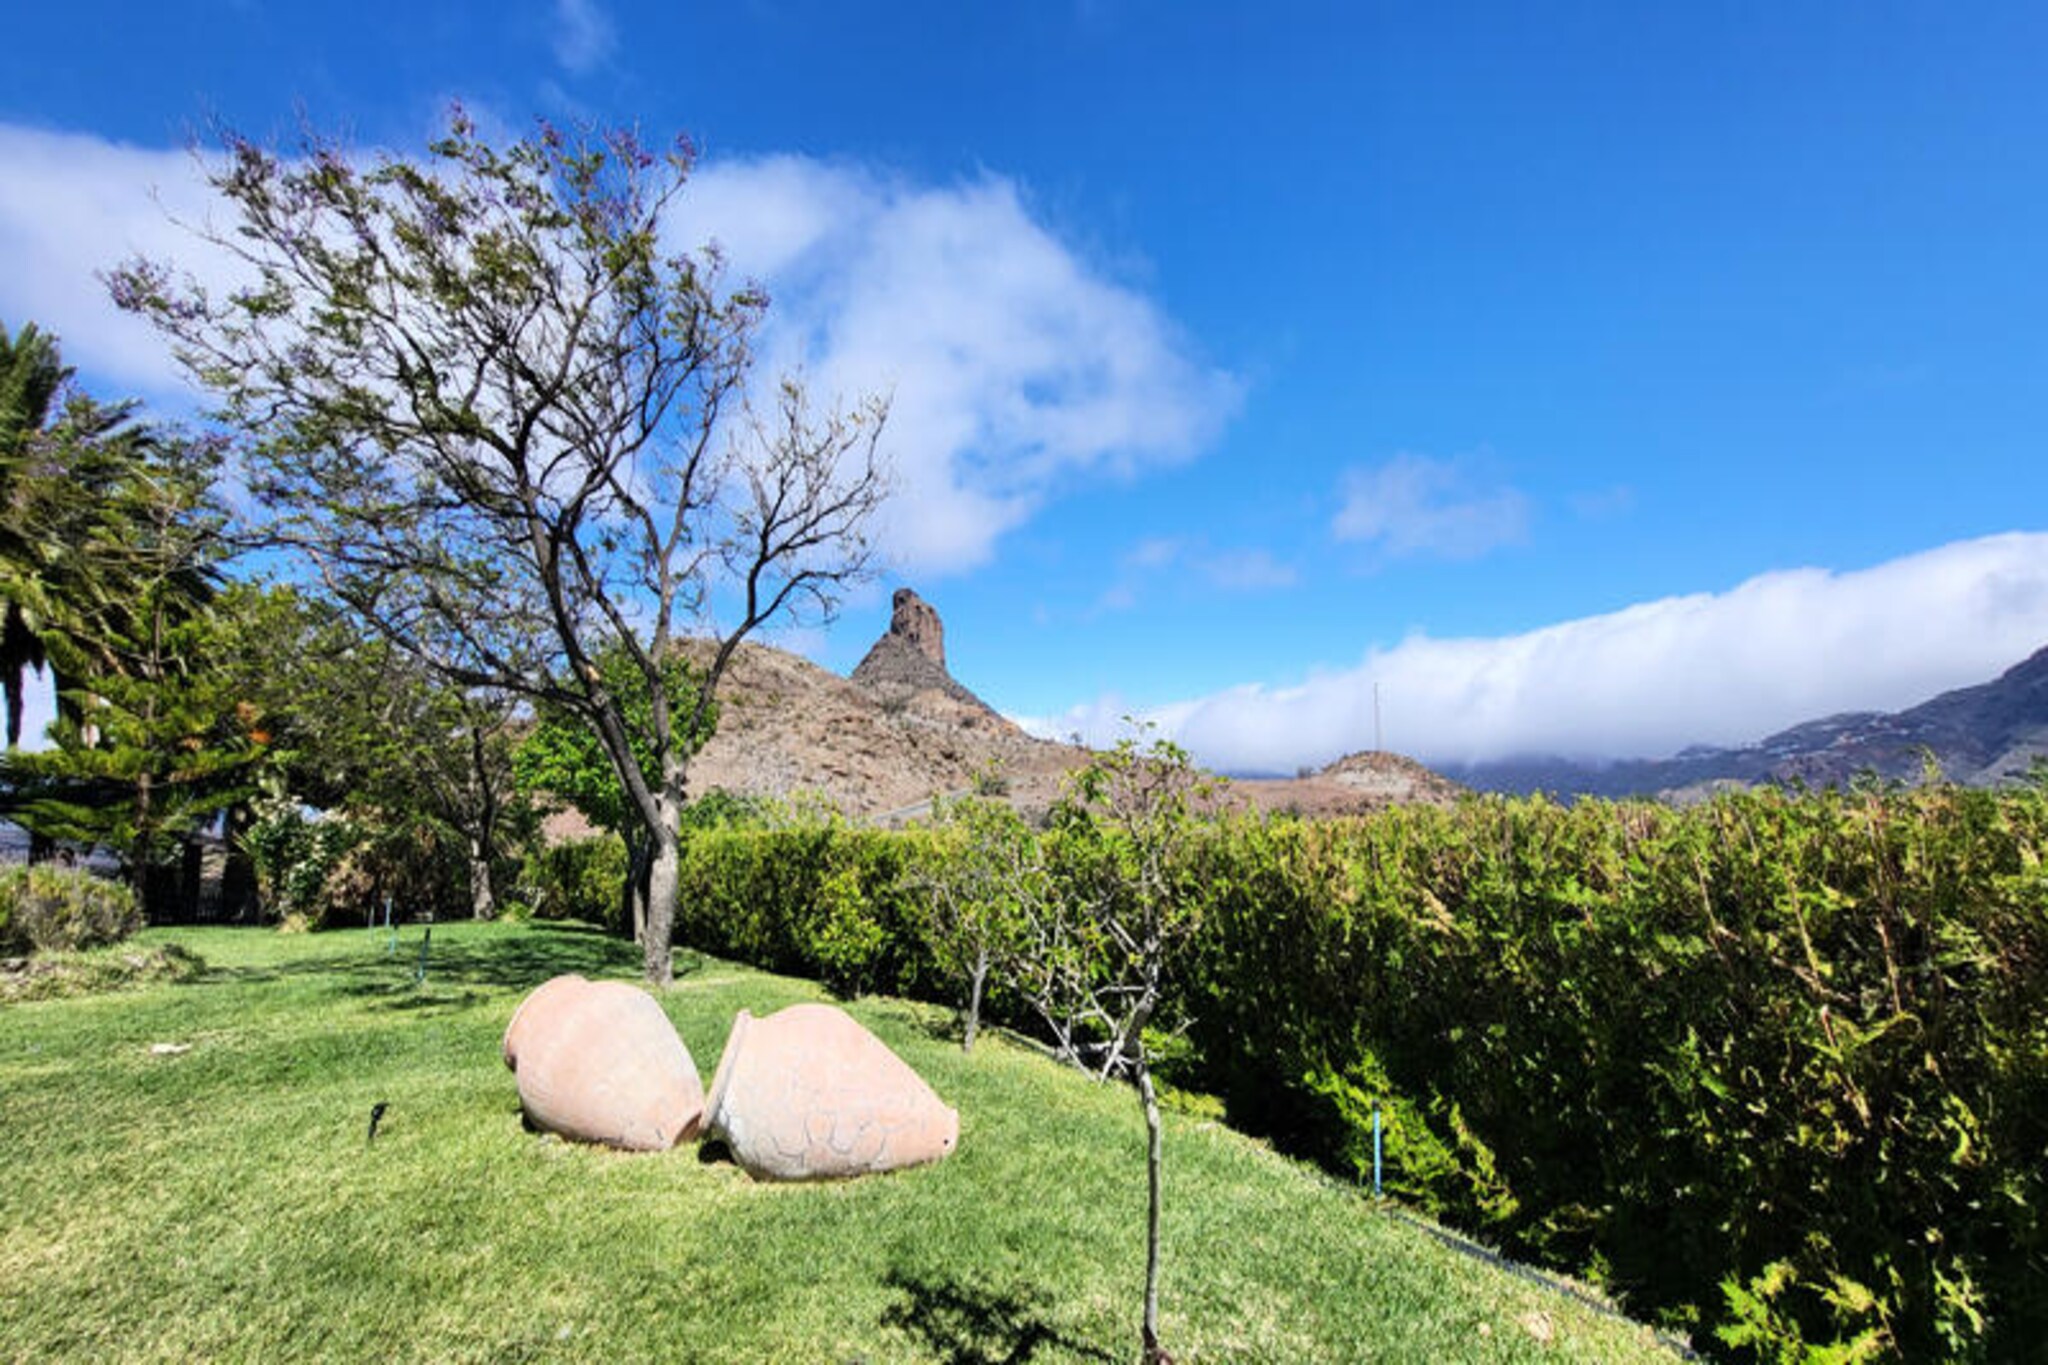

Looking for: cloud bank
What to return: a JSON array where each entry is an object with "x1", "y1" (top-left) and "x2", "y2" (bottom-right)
[
  {"x1": 1028, "y1": 532, "x2": 2048, "y2": 772},
  {"x1": 0, "y1": 124, "x2": 1238, "y2": 578}
]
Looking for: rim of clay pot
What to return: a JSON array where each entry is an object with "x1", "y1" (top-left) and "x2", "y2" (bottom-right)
[{"x1": 702, "y1": 1008, "x2": 753, "y2": 1135}]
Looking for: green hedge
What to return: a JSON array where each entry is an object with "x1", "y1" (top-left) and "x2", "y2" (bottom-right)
[
  {"x1": 0, "y1": 864, "x2": 142, "y2": 954},
  {"x1": 673, "y1": 824, "x2": 945, "y2": 1001},
  {"x1": 519, "y1": 836, "x2": 630, "y2": 929},
  {"x1": 661, "y1": 785, "x2": 2048, "y2": 1360},
  {"x1": 1181, "y1": 788, "x2": 2048, "y2": 1357}
]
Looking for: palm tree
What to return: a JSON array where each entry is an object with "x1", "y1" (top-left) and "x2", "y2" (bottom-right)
[{"x1": 0, "y1": 321, "x2": 72, "y2": 747}]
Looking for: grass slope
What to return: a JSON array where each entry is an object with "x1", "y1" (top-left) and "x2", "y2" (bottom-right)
[{"x1": 1, "y1": 921, "x2": 1680, "y2": 1362}]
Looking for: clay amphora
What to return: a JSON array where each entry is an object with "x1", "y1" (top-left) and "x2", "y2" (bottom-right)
[
  {"x1": 702, "y1": 1002, "x2": 959, "y2": 1180},
  {"x1": 502, "y1": 974, "x2": 704, "y2": 1151}
]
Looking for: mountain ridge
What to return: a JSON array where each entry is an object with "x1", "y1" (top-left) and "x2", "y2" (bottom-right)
[
  {"x1": 1442, "y1": 642, "x2": 2048, "y2": 799},
  {"x1": 642, "y1": 591, "x2": 1469, "y2": 825}
]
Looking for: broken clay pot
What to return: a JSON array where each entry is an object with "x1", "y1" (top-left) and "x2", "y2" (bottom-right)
[
  {"x1": 702, "y1": 1002, "x2": 959, "y2": 1180},
  {"x1": 502, "y1": 974, "x2": 704, "y2": 1151}
]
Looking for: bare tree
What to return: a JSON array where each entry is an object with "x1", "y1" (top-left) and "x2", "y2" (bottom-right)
[{"x1": 111, "y1": 110, "x2": 888, "y2": 983}]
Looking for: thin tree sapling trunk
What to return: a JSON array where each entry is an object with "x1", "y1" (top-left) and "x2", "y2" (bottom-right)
[
  {"x1": 1137, "y1": 1057, "x2": 1169, "y2": 1365},
  {"x1": 962, "y1": 945, "x2": 989, "y2": 1054}
]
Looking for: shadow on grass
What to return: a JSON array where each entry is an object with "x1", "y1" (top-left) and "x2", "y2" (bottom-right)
[
  {"x1": 192, "y1": 922, "x2": 645, "y2": 995},
  {"x1": 1380, "y1": 1208, "x2": 1701, "y2": 1360},
  {"x1": 880, "y1": 1266, "x2": 1115, "y2": 1365},
  {"x1": 369, "y1": 987, "x2": 492, "y2": 1015}
]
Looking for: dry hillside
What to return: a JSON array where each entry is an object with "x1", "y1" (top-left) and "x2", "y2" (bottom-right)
[{"x1": 554, "y1": 590, "x2": 1466, "y2": 831}]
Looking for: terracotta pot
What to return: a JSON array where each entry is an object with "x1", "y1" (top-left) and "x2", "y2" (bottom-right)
[
  {"x1": 502, "y1": 974, "x2": 704, "y2": 1151},
  {"x1": 703, "y1": 1003, "x2": 959, "y2": 1180}
]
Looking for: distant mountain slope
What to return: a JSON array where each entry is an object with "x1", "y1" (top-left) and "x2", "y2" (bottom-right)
[
  {"x1": 1444, "y1": 642, "x2": 2048, "y2": 799},
  {"x1": 1229, "y1": 749, "x2": 1467, "y2": 817},
  {"x1": 556, "y1": 589, "x2": 1469, "y2": 830},
  {"x1": 678, "y1": 591, "x2": 1086, "y2": 823}
]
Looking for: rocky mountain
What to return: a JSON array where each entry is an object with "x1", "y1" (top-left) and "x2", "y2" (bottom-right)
[
  {"x1": 848, "y1": 588, "x2": 1004, "y2": 720},
  {"x1": 1443, "y1": 642, "x2": 2048, "y2": 800},
  {"x1": 1229, "y1": 749, "x2": 1466, "y2": 816},
  {"x1": 679, "y1": 590, "x2": 1086, "y2": 823},
  {"x1": 636, "y1": 590, "x2": 1467, "y2": 826}
]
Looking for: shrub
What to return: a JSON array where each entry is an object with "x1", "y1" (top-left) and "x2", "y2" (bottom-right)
[
  {"x1": 656, "y1": 782, "x2": 2048, "y2": 1360},
  {"x1": 242, "y1": 801, "x2": 359, "y2": 924},
  {"x1": 1180, "y1": 786, "x2": 2048, "y2": 1360},
  {"x1": 671, "y1": 824, "x2": 941, "y2": 1000},
  {"x1": 519, "y1": 837, "x2": 628, "y2": 930},
  {"x1": 0, "y1": 864, "x2": 141, "y2": 954}
]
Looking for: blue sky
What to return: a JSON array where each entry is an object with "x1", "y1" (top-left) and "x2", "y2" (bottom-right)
[{"x1": 4, "y1": 2, "x2": 2047, "y2": 770}]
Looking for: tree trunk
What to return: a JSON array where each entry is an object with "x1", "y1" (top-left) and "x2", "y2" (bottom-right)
[
  {"x1": 129, "y1": 770, "x2": 154, "y2": 908},
  {"x1": 621, "y1": 830, "x2": 650, "y2": 944},
  {"x1": 220, "y1": 802, "x2": 257, "y2": 922},
  {"x1": 642, "y1": 820, "x2": 680, "y2": 987},
  {"x1": 180, "y1": 837, "x2": 204, "y2": 922},
  {"x1": 1137, "y1": 1059, "x2": 1168, "y2": 1365},
  {"x1": 962, "y1": 948, "x2": 988, "y2": 1054},
  {"x1": 468, "y1": 837, "x2": 496, "y2": 920},
  {"x1": 465, "y1": 722, "x2": 500, "y2": 920}
]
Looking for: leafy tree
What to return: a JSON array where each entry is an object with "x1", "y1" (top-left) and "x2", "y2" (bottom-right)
[
  {"x1": 912, "y1": 789, "x2": 1038, "y2": 1053},
  {"x1": 224, "y1": 584, "x2": 530, "y2": 919},
  {"x1": 1016, "y1": 731, "x2": 1219, "y2": 1365},
  {"x1": 113, "y1": 109, "x2": 888, "y2": 984},
  {"x1": 512, "y1": 643, "x2": 715, "y2": 939},
  {"x1": 0, "y1": 320, "x2": 74, "y2": 747},
  {"x1": 0, "y1": 413, "x2": 256, "y2": 901}
]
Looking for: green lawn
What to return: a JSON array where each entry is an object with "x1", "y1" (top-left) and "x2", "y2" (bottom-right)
[{"x1": 1, "y1": 920, "x2": 1684, "y2": 1362}]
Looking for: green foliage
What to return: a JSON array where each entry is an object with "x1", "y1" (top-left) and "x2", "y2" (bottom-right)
[
  {"x1": 114, "y1": 109, "x2": 889, "y2": 985},
  {"x1": 656, "y1": 779, "x2": 2048, "y2": 1361},
  {"x1": 671, "y1": 823, "x2": 939, "y2": 1000},
  {"x1": 809, "y1": 862, "x2": 887, "y2": 996},
  {"x1": 512, "y1": 646, "x2": 716, "y2": 839},
  {"x1": 1030, "y1": 731, "x2": 1217, "y2": 1077},
  {"x1": 221, "y1": 584, "x2": 530, "y2": 921},
  {"x1": 910, "y1": 794, "x2": 1039, "y2": 1046},
  {"x1": 519, "y1": 837, "x2": 628, "y2": 929},
  {"x1": 1718, "y1": 1257, "x2": 1895, "y2": 1364},
  {"x1": 241, "y1": 792, "x2": 359, "y2": 926},
  {"x1": 240, "y1": 782, "x2": 469, "y2": 929},
  {"x1": 1179, "y1": 785, "x2": 2047, "y2": 1360},
  {"x1": 0, "y1": 864, "x2": 140, "y2": 954},
  {"x1": 680, "y1": 787, "x2": 771, "y2": 831},
  {"x1": 0, "y1": 401, "x2": 258, "y2": 899},
  {"x1": 0, "y1": 319, "x2": 71, "y2": 748}
]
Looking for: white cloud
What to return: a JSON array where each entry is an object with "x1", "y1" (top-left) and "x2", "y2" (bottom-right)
[
  {"x1": 1333, "y1": 452, "x2": 1530, "y2": 561},
  {"x1": 1125, "y1": 536, "x2": 1183, "y2": 571},
  {"x1": 671, "y1": 157, "x2": 1242, "y2": 575},
  {"x1": 0, "y1": 126, "x2": 1238, "y2": 577},
  {"x1": 552, "y1": 0, "x2": 615, "y2": 74},
  {"x1": 1025, "y1": 532, "x2": 2048, "y2": 772},
  {"x1": 1092, "y1": 536, "x2": 1294, "y2": 612},
  {"x1": 0, "y1": 126, "x2": 237, "y2": 399},
  {"x1": 1204, "y1": 548, "x2": 1297, "y2": 591}
]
